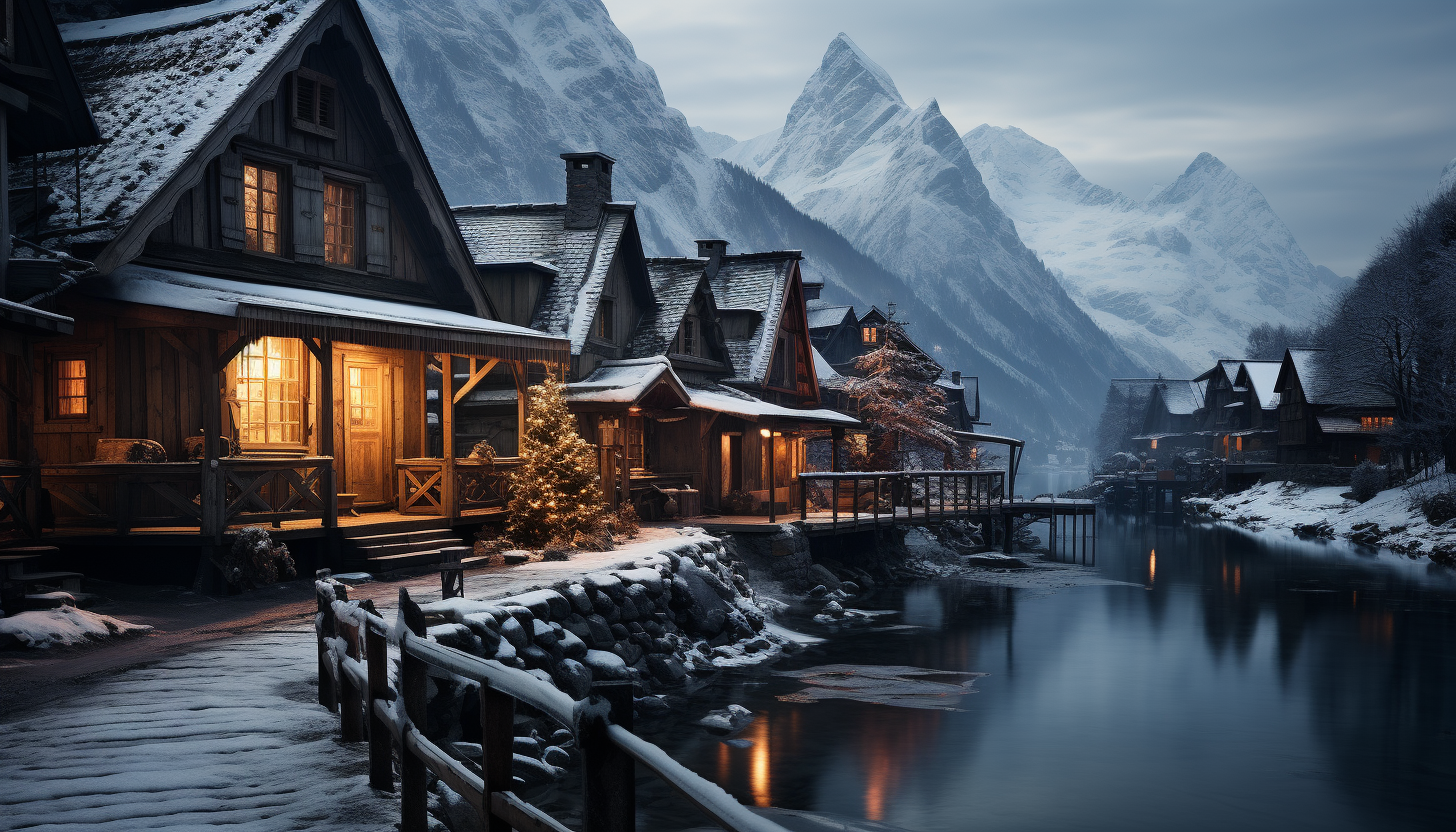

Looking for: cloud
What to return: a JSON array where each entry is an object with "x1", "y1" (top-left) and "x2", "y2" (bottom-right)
[{"x1": 600, "y1": 0, "x2": 1456, "y2": 276}]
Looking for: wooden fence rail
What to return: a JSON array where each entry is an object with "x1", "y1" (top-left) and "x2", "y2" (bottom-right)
[
  {"x1": 797, "y1": 469, "x2": 1006, "y2": 529},
  {"x1": 315, "y1": 578, "x2": 789, "y2": 832}
]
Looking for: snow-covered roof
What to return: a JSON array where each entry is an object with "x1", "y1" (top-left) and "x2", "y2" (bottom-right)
[
  {"x1": 566, "y1": 357, "x2": 687, "y2": 406},
  {"x1": 632, "y1": 259, "x2": 711, "y2": 360},
  {"x1": 452, "y1": 202, "x2": 638, "y2": 353},
  {"x1": 1286, "y1": 347, "x2": 1393, "y2": 409},
  {"x1": 1238, "y1": 360, "x2": 1283, "y2": 409},
  {"x1": 28, "y1": 0, "x2": 326, "y2": 245},
  {"x1": 812, "y1": 346, "x2": 846, "y2": 391},
  {"x1": 1156, "y1": 379, "x2": 1205, "y2": 415},
  {"x1": 686, "y1": 383, "x2": 858, "y2": 426},
  {"x1": 707, "y1": 252, "x2": 802, "y2": 384},
  {"x1": 84, "y1": 264, "x2": 567, "y2": 362},
  {"x1": 1108, "y1": 378, "x2": 1163, "y2": 400},
  {"x1": 806, "y1": 302, "x2": 854, "y2": 331}
]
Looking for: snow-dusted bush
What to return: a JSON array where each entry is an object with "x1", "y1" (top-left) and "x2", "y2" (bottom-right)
[
  {"x1": 220, "y1": 526, "x2": 297, "y2": 588},
  {"x1": 1350, "y1": 461, "x2": 1387, "y2": 503},
  {"x1": 1421, "y1": 491, "x2": 1456, "y2": 526}
]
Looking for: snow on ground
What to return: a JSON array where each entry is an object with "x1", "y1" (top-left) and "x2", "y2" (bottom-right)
[
  {"x1": 0, "y1": 605, "x2": 152, "y2": 649},
  {"x1": 1194, "y1": 474, "x2": 1456, "y2": 558},
  {"x1": 0, "y1": 631, "x2": 398, "y2": 831}
]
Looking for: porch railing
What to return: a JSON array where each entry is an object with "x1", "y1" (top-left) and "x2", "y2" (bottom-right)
[
  {"x1": 397, "y1": 458, "x2": 516, "y2": 518},
  {"x1": 40, "y1": 457, "x2": 334, "y2": 534},
  {"x1": 797, "y1": 469, "x2": 1006, "y2": 528}
]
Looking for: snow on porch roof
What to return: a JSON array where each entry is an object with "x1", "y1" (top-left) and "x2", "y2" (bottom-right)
[
  {"x1": 566, "y1": 357, "x2": 688, "y2": 407},
  {"x1": 686, "y1": 383, "x2": 859, "y2": 427},
  {"x1": 84, "y1": 265, "x2": 568, "y2": 364}
]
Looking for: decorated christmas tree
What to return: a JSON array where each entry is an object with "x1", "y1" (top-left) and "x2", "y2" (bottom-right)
[{"x1": 507, "y1": 375, "x2": 607, "y2": 547}]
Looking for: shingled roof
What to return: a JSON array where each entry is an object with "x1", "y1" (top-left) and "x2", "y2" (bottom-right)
[
  {"x1": 453, "y1": 202, "x2": 642, "y2": 354},
  {"x1": 707, "y1": 251, "x2": 801, "y2": 385},
  {"x1": 806, "y1": 302, "x2": 854, "y2": 332},
  {"x1": 632, "y1": 259, "x2": 709, "y2": 359},
  {"x1": 1280, "y1": 347, "x2": 1394, "y2": 410},
  {"x1": 28, "y1": 0, "x2": 326, "y2": 249},
  {"x1": 1156, "y1": 379, "x2": 1206, "y2": 415}
]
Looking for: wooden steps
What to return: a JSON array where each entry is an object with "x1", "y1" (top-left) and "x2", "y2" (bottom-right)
[{"x1": 340, "y1": 519, "x2": 469, "y2": 574}]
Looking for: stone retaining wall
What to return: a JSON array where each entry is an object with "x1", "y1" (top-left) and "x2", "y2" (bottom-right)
[
  {"x1": 1259, "y1": 464, "x2": 1359, "y2": 487},
  {"x1": 413, "y1": 534, "x2": 793, "y2": 790}
]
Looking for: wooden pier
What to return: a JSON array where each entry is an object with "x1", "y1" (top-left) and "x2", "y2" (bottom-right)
[{"x1": 696, "y1": 470, "x2": 1097, "y2": 557}]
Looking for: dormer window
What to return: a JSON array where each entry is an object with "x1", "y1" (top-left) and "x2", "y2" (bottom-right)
[
  {"x1": 676, "y1": 318, "x2": 698, "y2": 357},
  {"x1": 862, "y1": 326, "x2": 879, "y2": 345},
  {"x1": 292, "y1": 69, "x2": 338, "y2": 139}
]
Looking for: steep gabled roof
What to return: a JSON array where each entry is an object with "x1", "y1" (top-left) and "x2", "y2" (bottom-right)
[
  {"x1": 709, "y1": 251, "x2": 801, "y2": 384},
  {"x1": 632, "y1": 258, "x2": 728, "y2": 367},
  {"x1": 26, "y1": 0, "x2": 489, "y2": 313},
  {"x1": 1153, "y1": 379, "x2": 1205, "y2": 415},
  {"x1": 453, "y1": 202, "x2": 644, "y2": 354},
  {"x1": 41, "y1": 0, "x2": 325, "y2": 250},
  {"x1": 1277, "y1": 347, "x2": 1393, "y2": 410},
  {"x1": 806, "y1": 301, "x2": 855, "y2": 332},
  {"x1": 1236, "y1": 360, "x2": 1283, "y2": 409}
]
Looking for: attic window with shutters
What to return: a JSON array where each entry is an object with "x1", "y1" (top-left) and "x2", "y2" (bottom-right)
[
  {"x1": 292, "y1": 68, "x2": 338, "y2": 139},
  {"x1": 862, "y1": 326, "x2": 878, "y2": 345}
]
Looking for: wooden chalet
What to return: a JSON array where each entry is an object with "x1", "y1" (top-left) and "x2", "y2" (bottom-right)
[
  {"x1": 1133, "y1": 378, "x2": 1206, "y2": 454},
  {"x1": 5, "y1": 0, "x2": 568, "y2": 578},
  {"x1": 1, "y1": 0, "x2": 101, "y2": 543},
  {"x1": 1274, "y1": 348, "x2": 1396, "y2": 465}
]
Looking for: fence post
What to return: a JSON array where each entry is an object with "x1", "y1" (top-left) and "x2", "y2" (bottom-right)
[
  {"x1": 480, "y1": 684, "x2": 514, "y2": 832},
  {"x1": 400, "y1": 589, "x2": 429, "y2": 832},
  {"x1": 316, "y1": 573, "x2": 341, "y2": 712},
  {"x1": 365, "y1": 621, "x2": 394, "y2": 792},
  {"x1": 799, "y1": 476, "x2": 808, "y2": 522},
  {"x1": 339, "y1": 617, "x2": 364, "y2": 742},
  {"x1": 583, "y1": 680, "x2": 635, "y2": 832}
]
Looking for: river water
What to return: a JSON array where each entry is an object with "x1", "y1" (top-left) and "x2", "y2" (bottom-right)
[{"x1": 630, "y1": 501, "x2": 1456, "y2": 831}]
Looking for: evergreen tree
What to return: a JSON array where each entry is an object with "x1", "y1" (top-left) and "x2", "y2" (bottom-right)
[
  {"x1": 507, "y1": 376, "x2": 606, "y2": 547},
  {"x1": 842, "y1": 315, "x2": 959, "y2": 469}
]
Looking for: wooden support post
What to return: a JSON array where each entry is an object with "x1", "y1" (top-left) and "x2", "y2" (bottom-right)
[
  {"x1": 766, "y1": 425, "x2": 776, "y2": 524},
  {"x1": 584, "y1": 680, "x2": 635, "y2": 832},
  {"x1": 1003, "y1": 512, "x2": 1013, "y2": 554},
  {"x1": 873, "y1": 475, "x2": 880, "y2": 525},
  {"x1": 317, "y1": 340, "x2": 338, "y2": 543},
  {"x1": 366, "y1": 622, "x2": 394, "y2": 792},
  {"x1": 339, "y1": 618, "x2": 364, "y2": 743},
  {"x1": 480, "y1": 684, "x2": 514, "y2": 832},
  {"x1": 400, "y1": 591, "x2": 428, "y2": 832},
  {"x1": 440, "y1": 355, "x2": 458, "y2": 522},
  {"x1": 851, "y1": 476, "x2": 859, "y2": 523},
  {"x1": 832, "y1": 477, "x2": 839, "y2": 530}
]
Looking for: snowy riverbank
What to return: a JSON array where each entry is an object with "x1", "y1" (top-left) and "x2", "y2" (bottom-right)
[{"x1": 1189, "y1": 475, "x2": 1456, "y2": 563}]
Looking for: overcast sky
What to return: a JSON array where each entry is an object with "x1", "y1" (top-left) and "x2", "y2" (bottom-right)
[{"x1": 600, "y1": 0, "x2": 1456, "y2": 277}]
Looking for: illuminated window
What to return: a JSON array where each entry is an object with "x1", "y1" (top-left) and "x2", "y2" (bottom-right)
[
  {"x1": 1150, "y1": 439, "x2": 1158, "y2": 450},
  {"x1": 243, "y1": 163, "x2": 282, "y2": 254},
  {"x1": 324, "y1": 180, "x2": 356, "y2": 267},
  {"x1": 596, "y1": 298, "x2": 615, "y2": 340},
  {"x1": 1360, "y1": 416, "x2": 1394, "y2": 431},
  {"x1": 53, "y1": 359, "x2": 88, "y2": 418},
  {"x1": 862, "y1": 326, "x2": 878, "y2": 344},
  {"x1": 234, "y1": 337, "x2": 304, "y2": 446}
]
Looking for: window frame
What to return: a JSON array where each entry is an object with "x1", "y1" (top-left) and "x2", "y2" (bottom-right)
[
  {"x1": 229, "y1": 337, "x2": 311, "y2": 453},
  {"x1": 291, "y1": 68, "x2": 339, "y2": 139},
  {"x1": 595, "y1": 297, "x2": 616, "y2": 342},
  {"x1": 323, "y1": 176, "x2": 360, "y2": 269},
  {"x1": 861, "y1": 326, "x2": 879, "y2": 345},
  {"x1": 241, "y1": 159, "x2": 288, "y2": 258},
  {"x1": 36, "y1": 344, "x2": 102, "y2": 433}
]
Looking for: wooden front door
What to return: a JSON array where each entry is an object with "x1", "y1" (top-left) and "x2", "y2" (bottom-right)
[{"x1": 344, "y1": 357, "x2": 391, "y2": 505}]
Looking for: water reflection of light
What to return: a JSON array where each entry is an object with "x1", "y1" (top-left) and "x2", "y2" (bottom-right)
[
  {"x1": 858, "y1": 709, "x2": 945, "y2": 821},
  {"x1": 1235, "y1": 564, "x2": 1242, "y2": 595},
  {"x1": 1149, "y1": 549, "x2": 1156, "y2": 584},
  {"x1": 745, "y1": 714, "x2": 771, "y2": 807}
]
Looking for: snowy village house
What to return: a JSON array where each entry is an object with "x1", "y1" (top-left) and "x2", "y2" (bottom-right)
[
  {"x1": 5, "y1": 0, "x2": 567, "y2": 579},
  {"x1": 0, "y1": 0, "x2": 100, "y2": 542},
  {"x1": 453, "y1": 157, "x2": 856, "y2": 519},
  {"x1": 1273, "y1": 348, "x2": 1396, "y2": 466}
]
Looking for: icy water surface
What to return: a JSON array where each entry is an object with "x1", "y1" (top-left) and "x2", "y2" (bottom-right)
[{"x1": 633, "y1": 513, "x2": 1456, "y2": 832}]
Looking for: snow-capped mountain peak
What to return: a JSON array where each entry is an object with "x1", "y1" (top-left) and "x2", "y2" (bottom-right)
[{"x1": 964, "y1": 127, "x2": 1337, "y2": 373}]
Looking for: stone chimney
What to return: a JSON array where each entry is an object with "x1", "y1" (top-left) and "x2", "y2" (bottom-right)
[
  {"x1": 561, "y1": 152, "x2": 615, "y2": 229},
  {"x1": 696, "y1": 239, "x2": 727, "y2": 277}
]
